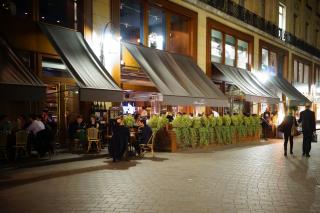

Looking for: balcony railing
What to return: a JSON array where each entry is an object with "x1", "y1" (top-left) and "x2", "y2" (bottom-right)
[{"x1": 201, "y1": 0, "x2": 320, "y2": 57}]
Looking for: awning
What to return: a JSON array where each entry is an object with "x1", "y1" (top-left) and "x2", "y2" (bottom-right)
[
  {"x1": 212, "y1": 63, "x2": 279, "y2": 103},
  {"x1": 264, "y1": 77, "x2": 310, "y2": 106},
  {"x1": 0, "y1": 37, "x2": 45, "y2": 101},
  {"x1": 123, "y1": 43, "x2": 229, "y2": 107},
  {"x1": 40, "y1": 24, "x2": 123, "y2": 102}
]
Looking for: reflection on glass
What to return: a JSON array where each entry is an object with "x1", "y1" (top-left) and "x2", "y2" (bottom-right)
[
  {"x1": 261, "y1": 48, "x2": 269, "y2": 72},
  {"x1": 304, "y1": 64, "x2": 309, "y2": 84},
  {"x1": 225, "y1": 35, "x2": 235, "y2": 66},
  {"x1": 237, "y1": 39, "x2": 248, "y2": 69},
  {"x1": 0, "y1": 0, "x2": 31, "y2": 18},
  {"x1": 148, "y1": 7, "x2": 165, "y2": 50},
  {"x1": 169, "y1": 14, "x2": 190, "y2": 55},
  {"x1": 293, "y1": 60, "x2": 298, "y2": 82},
  {"x1": 298, "y1": 62, "x2": 303, "y2": 83},
  {"x1": 211, "y1": 29, "x2": 222, "y2": 63},
  {"x1": 269, "y1": 51, "x2": 277, "y2": 75},
  {"x1": 120, "y1": 0, "x2": 143, "y2": 44},
  {"x1": 40, "y1": 0, "x2": 77, "y2": 29}
]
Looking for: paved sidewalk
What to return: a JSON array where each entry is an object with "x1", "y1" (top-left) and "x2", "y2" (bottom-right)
[{"x1": 1, "y1": 138, "x2": 320, "y2": 213}]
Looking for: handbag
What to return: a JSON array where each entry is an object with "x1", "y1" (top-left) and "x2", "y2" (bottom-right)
[
  {"x1": 312, "y1": 132, "x2": 317, "y2": 143},
  {"x1": 291, "y1": 121, "x2": 300, "y2": 137}
]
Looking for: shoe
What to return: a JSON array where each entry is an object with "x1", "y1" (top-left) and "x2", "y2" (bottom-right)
[
  {"x1": 302, "y1": 153, "x2": 306, "y2": 156},
  {"x1": 306, "y1": 154, "x2": 311, "y2": 158},
  {"x1": 284, "y1": 152, "x2": 287, "y2": 156},
  {"x1": 290, "y1": 152, "x2": 293, "y2": 155}
]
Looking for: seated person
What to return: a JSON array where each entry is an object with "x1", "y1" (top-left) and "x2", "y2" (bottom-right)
[
  {"x1": 134, "y1": 119, "x2": 152, "y2": 156},
  {"x1": 69, "y1": 115, "x2": 87, "y2": 146},
  {"x1": 110, "y1": 116, "x2": 130, "y2": 162}
]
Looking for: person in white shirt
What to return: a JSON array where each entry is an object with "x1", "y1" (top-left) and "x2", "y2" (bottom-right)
[{"x1": 27, "y1": 115, "x2": 45, "y2": 136}]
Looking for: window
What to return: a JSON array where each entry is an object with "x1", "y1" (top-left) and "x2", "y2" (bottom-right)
[
  {"x1": 270, "y1": 51, "x2": 277, "y2": 75},
  {"x1": 225, "y1": 35, "x2": 235, "y2": 66},
  {"x1": 304, "y1": 64, "x2": 309, "y2": 84},
  {"x1": 169, "y1": 14, "x2": 190, "y2": 55},
  {"x1": 148, "y1": 6, "x2": 166, "y2": 50},
  {"x1": 293, "y1": 60, "x2": 298, "y2": 82},
  {"x1": 0, "y1": 0, "x2": 31, "y2": 18},
  {"x1": 120, "y1": 0, "x2": 195, "y2": 56},
  {"x1": 260, "y1": 0, "x2": 265, "y2": 18},
  {"x1": 120, "y1": 0, "x2": 143, "y2": 44},
  {"x1": 261, "y1": 48, "x2": 269, "y2": 72},
  {"x1": 293, "y1": 59, "x2": 311, "y2": 84},
  {"x1": 293, "y1": 14, "x2": 298, "y2": 36},
  {"x1": 305, "y1": 22, "x2": 309, "y2": 42},
  {"x1": 237, "y1": 39, "x2": 248, "y2": 69},
  {"x1": 278, "y1": 3, "x2": 286, "y2": 38},
  {"x1": 239, "y1": 0, "x2": 245, "y2": 6},
  {"x1": 315, "y1": 66, "x2": 320, "y2": 85},
  {"x1": 211, "y1": 29, "x2": 223, "y2": 63},
  {"x1": 40, "y1": 0, "x2": 78, "y2": 29}
]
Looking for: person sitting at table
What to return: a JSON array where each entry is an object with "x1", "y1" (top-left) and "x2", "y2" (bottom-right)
[
  {"x1": 110, "y1": 116, "x2": 130, "y2": 162},
  {"x1": 88, "y1": 115, "x2": 99, "y2": 128},
  {"x1": 134, "y1": 119, "x2": 152, "y2": 156},
  {"x1": 69, "y1": 115, "x2": 87, "y2": 148}
]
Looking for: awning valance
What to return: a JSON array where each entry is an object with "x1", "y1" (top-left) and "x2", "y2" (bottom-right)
[
  {"x1": 0, "y1": 37, "x2": 45, "y2": 101},
  {"x1": 123, "y1": 43, "x2": 229, "y2": 107},
  {"x1": 40, "y1": 24, "x2": 123, "y2": 102},
  {"x1": 212, "y1": 63, "x2": 280, "y2": 103},
  {"x1": 265, "y1": 77, "x2": 310, "y2": 106}
]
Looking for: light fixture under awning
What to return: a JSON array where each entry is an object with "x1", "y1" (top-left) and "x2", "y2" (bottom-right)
[
  {"x1": 212, "y1": 63, "x2": 280, "y2": 104},
  {"x1": 123, "y1": 43, "x2": 229, "y2": 107},
  {"x1": 0, "y1": 37, "x2": 45, "y2": 101},
  {"x1": 40, "y1": 23, "x2": 123, "y2": 102}
]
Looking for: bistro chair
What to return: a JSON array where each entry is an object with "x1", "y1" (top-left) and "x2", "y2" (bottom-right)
[
  {"x1": 14, "y1": 130, "x2": 28, "y2": 160},
  {"x1": 71, "y1": 129, "x2": 86, "y2": 153},
  {"x1": 139, "y1": 133, "x2": 155, "y2": 158},
  {"x1": 87, "y1": 128, "x2": 101, "y2": 153},
  {"x1": 0, "y1": 132, "x2": 8, "y2": 160}
]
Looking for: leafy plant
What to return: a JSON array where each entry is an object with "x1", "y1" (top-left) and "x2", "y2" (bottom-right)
[
  {"x1": 157, "y1": 116, "x2": 169, "y2": 130},
  {"x1": 216, "y1": 117, "x2": 223, "y2": 126},
  {"x1": 148, "y1": 115, "x2": 159, "y2": 131},
  {"x1": 222, "y1": 115, "x2": 232, "y2": 126},
  {"x1": 123, "y1": 115, "x2": 135, "y2": 127},
  {"x1": 208, "y1": 115, "x2": 217, "y2": 127}
]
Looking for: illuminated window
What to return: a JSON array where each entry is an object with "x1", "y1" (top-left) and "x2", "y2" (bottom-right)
[
  {"x1": 304, "y1": 64, "x2": 309, "y2": 84},
  {"x1": 225, "y1": 35, "x2": 235, "y2": 66},
  {"x1": 298, "y1": 62, "x2": 304, "y2": 83},
  {"x1": 293, "y1": 60, "x2": 298, "y2": 82},
  {"x1": 237, "y1": 39, "x2": 248, "y2": 69},
  {"x1": 148, "y1": 6, "x2": 166, "y2": 50},
  {"x1": 278, "y1": 3, "x2": 286, "y2": 39},
  {"x1": 261, "y1": 48, "x2": 269, "y2": 72},
  {"x1": 211, "y1": 29, "x2": 223, "y2": 63}
]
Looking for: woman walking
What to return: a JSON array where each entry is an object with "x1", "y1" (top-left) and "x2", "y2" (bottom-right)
[{"x1": 279, "y1": 111, "x2": 298, "y2": 156}]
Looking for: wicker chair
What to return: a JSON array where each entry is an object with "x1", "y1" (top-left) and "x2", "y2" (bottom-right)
[
  {"x1": 14, "y1": 130, "x2": 28, "y2": 160},
  {"x1": 87, "y1": 128, "x2": 101, "y2": 153},
  {"x1": 139, "y1": 133, "x2": 155, "y2": 157}
]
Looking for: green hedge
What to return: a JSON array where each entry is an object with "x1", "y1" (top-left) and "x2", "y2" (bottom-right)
[{"x1": 172, "y1": 115, "x2": 261, "y2": 147}]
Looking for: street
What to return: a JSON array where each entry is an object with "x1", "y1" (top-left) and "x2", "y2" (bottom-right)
[{"x1": 1, "y1": 139, "x2": 320, "y2": 213}]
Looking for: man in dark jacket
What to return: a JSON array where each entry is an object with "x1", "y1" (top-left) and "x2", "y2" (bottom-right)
[{"x1": 298, "y1": 103, "x2": 316, "y2": 157}]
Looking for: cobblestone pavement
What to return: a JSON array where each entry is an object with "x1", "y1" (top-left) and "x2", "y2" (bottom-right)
[{"x1": 1, "y1": 138, "x2": 320, "y2": 213}]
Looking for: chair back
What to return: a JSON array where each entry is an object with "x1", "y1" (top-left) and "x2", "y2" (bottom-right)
[
  {"x1": 0, "y1": 132, "x2": 7, "y2": 147},
  {"x1": 87, "y1": 128, "x2": 99, "y2": 140},
  {"x1": 16, "y1": 130, "x2": 28, "y2": 146}
]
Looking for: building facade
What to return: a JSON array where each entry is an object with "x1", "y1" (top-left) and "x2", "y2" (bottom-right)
[{"x1": 1, "y1": 0, "x2": 320, "y2": 139}]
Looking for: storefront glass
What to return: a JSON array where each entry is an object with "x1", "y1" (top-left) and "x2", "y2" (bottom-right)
[
  {"x1": 148, "y1": 6, "x2": 166, "y2": 50},
  {"x1": 293, "y1": 60, "x2": 298, "y2": 82},
  {"x1": 225, "y1": 35, "x2": 235, "y2": 66},
  {"x1": 211, "y1": 29, "x2": 223, "y2": 63},
  {"x1": 0, "y1": 0, "x2": 31, "y2": 18},
  {"x1": 270, "y1": 51, "x2": 277, "y2": 75},
  {"x1": 261, "y1": 48, "x2": 268, "y2": 72},
  {"x1": 303, "y1": 64, "x2": 309, "y2": 84},
  {"x1": 298, "y1": 62, "x2": 304, "y2": 83},
  {"x1": 237, "y1": 39, "x2": 248, "y2": 69},
  {"x1": 120, "y1": 0, "x2": 143, "y2": 44},
  {"x1": 40, "y1": 0, "x2": 78, "y2": 29},
  {"x1": 169, "y1": 14, "x2": 190, "y2": 55}
]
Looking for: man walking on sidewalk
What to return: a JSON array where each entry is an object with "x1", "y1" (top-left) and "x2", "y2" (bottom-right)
[{"x1": 298, "y1": 103, "x2": 316, "y2": 157}]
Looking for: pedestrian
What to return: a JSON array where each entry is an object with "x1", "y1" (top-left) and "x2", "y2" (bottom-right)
[
  {"x1": 298, "y1": 103, "x2": 316, "y2": 157},
  {"x1": 278, "y1": 111, "x2": 298, "y2": 156}
]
